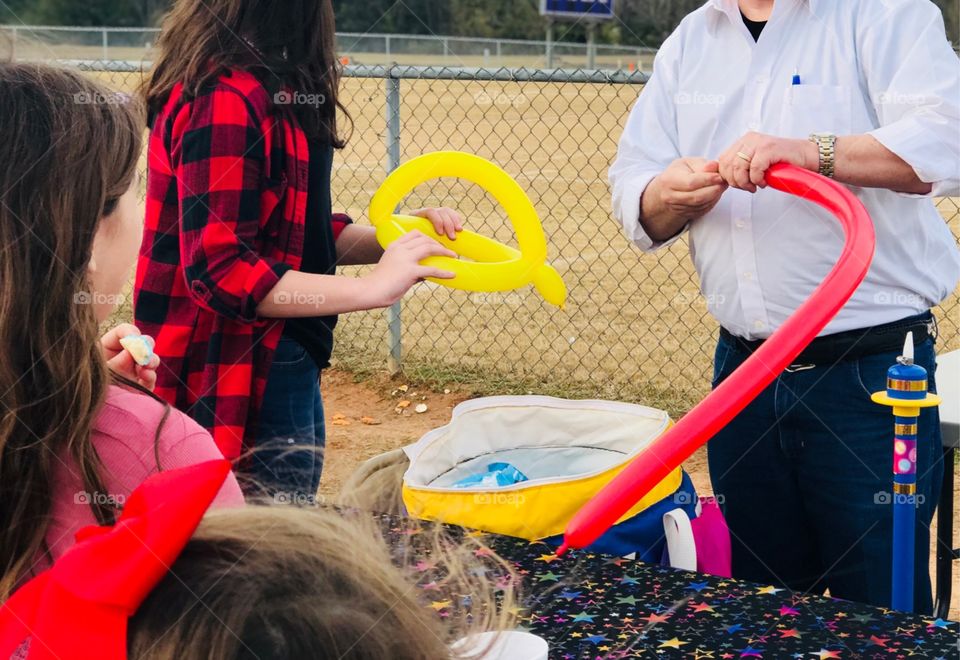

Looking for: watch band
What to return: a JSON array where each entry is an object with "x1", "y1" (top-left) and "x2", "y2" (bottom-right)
[{"x1": 809, "y1": 133, "x2": 837, "y2": 178}]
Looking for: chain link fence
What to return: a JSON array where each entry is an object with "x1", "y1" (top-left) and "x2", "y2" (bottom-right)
[{"x1": 72, "y1": 61, "x2": 960, "y2": 418}]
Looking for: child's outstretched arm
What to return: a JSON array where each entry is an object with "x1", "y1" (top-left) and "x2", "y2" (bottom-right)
[{"x1": 256, "y1": 230, "x2": 455, "y2": 318}]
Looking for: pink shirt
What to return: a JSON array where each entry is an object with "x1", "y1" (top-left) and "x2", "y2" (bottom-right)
[{"x1": 43, "y1": 385, "x2": 245, "y2": 565}]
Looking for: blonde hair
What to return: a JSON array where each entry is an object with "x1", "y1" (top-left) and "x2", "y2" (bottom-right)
[{"x1": 128, "y1": 504, "x2": 518, "y2": 659}]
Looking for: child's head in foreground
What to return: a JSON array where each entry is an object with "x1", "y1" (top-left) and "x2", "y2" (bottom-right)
[
  {"x1": 0, "y1": 62, "x2": 144, "y2": 599},
  {"x1": 0, "y1": 461, "x2": 515, "y2": 660},
  {"x1": 131, "y1": 506, "x2": 513, "y2": 659}
]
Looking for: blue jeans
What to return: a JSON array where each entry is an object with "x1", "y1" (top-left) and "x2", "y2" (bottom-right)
[
  {"x1": 707, "y1": 331, "x2": 942, "y2": 613},
  {"x1": 250, "y1": 336, "x2": 325, "y2": 502}
]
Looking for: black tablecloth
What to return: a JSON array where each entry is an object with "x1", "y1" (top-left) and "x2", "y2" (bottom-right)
[{"x1": 377, "y1": 514, "x2": 958, "y2": 659}]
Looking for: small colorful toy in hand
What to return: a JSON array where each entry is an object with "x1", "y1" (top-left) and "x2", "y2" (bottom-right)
[{"x1": 119, "y1": 334, "x2": 154, "y2": 367}]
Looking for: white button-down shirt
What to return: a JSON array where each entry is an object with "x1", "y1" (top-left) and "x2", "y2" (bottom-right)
[{"x1": 610, "y1": 0, "x2": 960, "y2": 339}]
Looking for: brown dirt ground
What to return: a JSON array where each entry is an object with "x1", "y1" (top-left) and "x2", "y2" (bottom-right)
[{"x1": 320, "y1": 368, "x2": 959, "y2": 620}]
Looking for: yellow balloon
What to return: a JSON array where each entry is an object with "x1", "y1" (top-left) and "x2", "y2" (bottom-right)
[{"x1": 368, "y1": 151, "x2": 567, "y2": 308}]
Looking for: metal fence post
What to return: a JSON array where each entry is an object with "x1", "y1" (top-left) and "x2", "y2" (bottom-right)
[
  {"x1": 102, "y1": 28, "x2": 108, "y2": 62},
  {"x1": 385, "y1": 70, "x2": 402, "y2": 374},
  {"x1": 586, "y1": 22, "x2": 597, "y2": 70},
  {"x1": 545, "y1": 19, "x2": 554, "y2": 68},
  {"x1": 384, "y1": 34, "x2": 391, "y2": 64}
]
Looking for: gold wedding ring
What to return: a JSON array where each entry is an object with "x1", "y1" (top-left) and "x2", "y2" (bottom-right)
[{"x1": 736, "y1": 151, "x2": 752, "y2": 162}]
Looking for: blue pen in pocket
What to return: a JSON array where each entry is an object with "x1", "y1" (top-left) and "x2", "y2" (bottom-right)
[{"x1": 792, "y1": 69, "x2": 802, "y2": 85}]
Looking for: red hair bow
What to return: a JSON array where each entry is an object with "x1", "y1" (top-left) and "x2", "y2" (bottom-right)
[{"x1": 0, "y1": 460, "x2": 232, "y2": 660}]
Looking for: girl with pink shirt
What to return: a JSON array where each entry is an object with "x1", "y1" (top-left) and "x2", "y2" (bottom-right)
[{"x1": 0, "y1": 62, "x2": 243, "y2": 599}]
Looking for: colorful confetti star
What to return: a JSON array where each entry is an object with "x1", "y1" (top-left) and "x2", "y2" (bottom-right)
[
  {"x1": 756, "y1": 585, "x2": 783, "y2": 595},
  {"x1": 643, "y1": 612, "x2": 672, "y2": 625},
  {"x1": 658, "y1": 637, "x2": 688, "y2": 649},
  {"x1": 866, "y1": 635, "x2": 889, "y2": 647},
  {"x1": 848, "y1": 613, "x2": 875, "y2": 625}
]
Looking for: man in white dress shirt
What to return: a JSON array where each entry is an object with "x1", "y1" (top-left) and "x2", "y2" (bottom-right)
[{"x1": 610, "y1": 0, "x2": 959, "y2": 612}]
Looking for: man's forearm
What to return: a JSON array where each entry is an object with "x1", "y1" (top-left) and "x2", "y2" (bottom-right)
[{"x1": 832, "y1": 135, "x2": 932, "y2": 195}]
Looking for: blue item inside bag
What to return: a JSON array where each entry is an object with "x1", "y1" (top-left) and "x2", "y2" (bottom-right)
[{"x1": 452, "y1": 462, "x2": 528, "y2": 488}]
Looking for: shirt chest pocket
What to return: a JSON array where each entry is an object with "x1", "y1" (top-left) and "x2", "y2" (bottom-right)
[{"x1": 778, "y1": 84, "x2": 853, "y2": 139}]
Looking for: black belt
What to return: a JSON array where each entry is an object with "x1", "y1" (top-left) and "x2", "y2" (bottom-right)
[{"x1": 720, "y1": 311, "x2": 936, "y2": 366}]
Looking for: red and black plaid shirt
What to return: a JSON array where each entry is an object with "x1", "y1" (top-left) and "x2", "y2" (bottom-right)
[{"x1": 134, "y1": 69, "x2": 349, "y2": 460}]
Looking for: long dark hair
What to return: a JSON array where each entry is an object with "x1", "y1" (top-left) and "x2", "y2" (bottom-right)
[
  {"x1": 142, "y1": 0, "x2": 350, "y2": 146},
  {"x1": 0, "y1": 63, "x2": 145, "y2": 599}
]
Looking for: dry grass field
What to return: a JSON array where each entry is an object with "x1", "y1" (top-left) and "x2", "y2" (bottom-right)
[{"x1": 90, "y1": 69, "x2": 960, "y2": 418}]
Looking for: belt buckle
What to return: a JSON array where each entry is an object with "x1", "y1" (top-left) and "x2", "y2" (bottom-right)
[{"x1": 784, "y1": 363, "x2": 816, "y2": 373}]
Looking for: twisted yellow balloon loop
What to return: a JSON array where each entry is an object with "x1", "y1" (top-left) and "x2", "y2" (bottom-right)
[{"x1": 368, "y1": 151, "x2": 567, "y2": 308}]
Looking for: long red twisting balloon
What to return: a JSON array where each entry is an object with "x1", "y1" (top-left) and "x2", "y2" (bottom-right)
[{"x1": 557, "y1": 163, "x2": 876, "y2": 555}]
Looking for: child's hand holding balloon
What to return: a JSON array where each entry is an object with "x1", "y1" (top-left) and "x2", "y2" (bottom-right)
[
  {"x1": 364, "y1": 231, "x2": 457, "y2": 307},
  {"x1": 408, "y1": 206, "x2": 464, "y2": 240}
]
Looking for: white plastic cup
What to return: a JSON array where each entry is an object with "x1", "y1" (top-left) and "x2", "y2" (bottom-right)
[{"x1": 450, "y1": 631, "x2": 549, "y2": 660}]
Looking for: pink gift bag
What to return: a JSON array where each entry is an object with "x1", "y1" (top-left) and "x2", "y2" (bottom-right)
[
  {"x1": 691, "y1": 497, "x2": 731, "y2": 577},
  {"x1": 663, "y1": 497, "x2": 731, "y2": 577}
]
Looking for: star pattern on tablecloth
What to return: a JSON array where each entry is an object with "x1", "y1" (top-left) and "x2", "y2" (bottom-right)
[{"x1": 376, "y1": 514, "x2": 958, "y2": 659}]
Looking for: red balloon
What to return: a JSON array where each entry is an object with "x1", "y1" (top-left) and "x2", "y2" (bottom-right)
[{"x1": 557, "y1": 164, "x2": 876, "y2": 555}]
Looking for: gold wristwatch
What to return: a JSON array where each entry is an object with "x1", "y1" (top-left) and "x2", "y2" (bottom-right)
[{"x1": 809, "y1": 132, "x2": 837, "y2": 178}]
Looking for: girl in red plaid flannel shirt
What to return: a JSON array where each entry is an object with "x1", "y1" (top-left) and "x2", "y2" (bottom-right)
[{"x1": 136, "y1": 0, "x2": 463, "y2": 499}]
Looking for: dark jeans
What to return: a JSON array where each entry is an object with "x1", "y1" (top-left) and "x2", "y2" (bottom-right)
[
  {"x1": 250, "y1": 335, "x2": 325, "y2": 503},
  {"x1": 707, "y1": 329, "x2": 942, "y2": 613}
]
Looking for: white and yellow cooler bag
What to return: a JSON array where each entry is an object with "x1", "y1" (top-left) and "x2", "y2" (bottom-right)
[{"x1": 401, "y1": 396, "x2": 699, "y2": 561}]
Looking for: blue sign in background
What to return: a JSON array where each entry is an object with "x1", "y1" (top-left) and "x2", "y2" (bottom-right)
[{"x1": 541, "y1": 0, "x2": 615, "y2": 19}]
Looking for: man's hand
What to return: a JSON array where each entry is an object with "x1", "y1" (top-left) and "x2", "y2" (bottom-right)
[
  {"x1": 718, "y1": 132, "x2": 819, "y2": 192},
  {"x1": 641, "y1": 157, "x2": 727, "y2": 241},
  {"x1": 654, "y1": 157, "x2": 728, "y2": 217}
]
